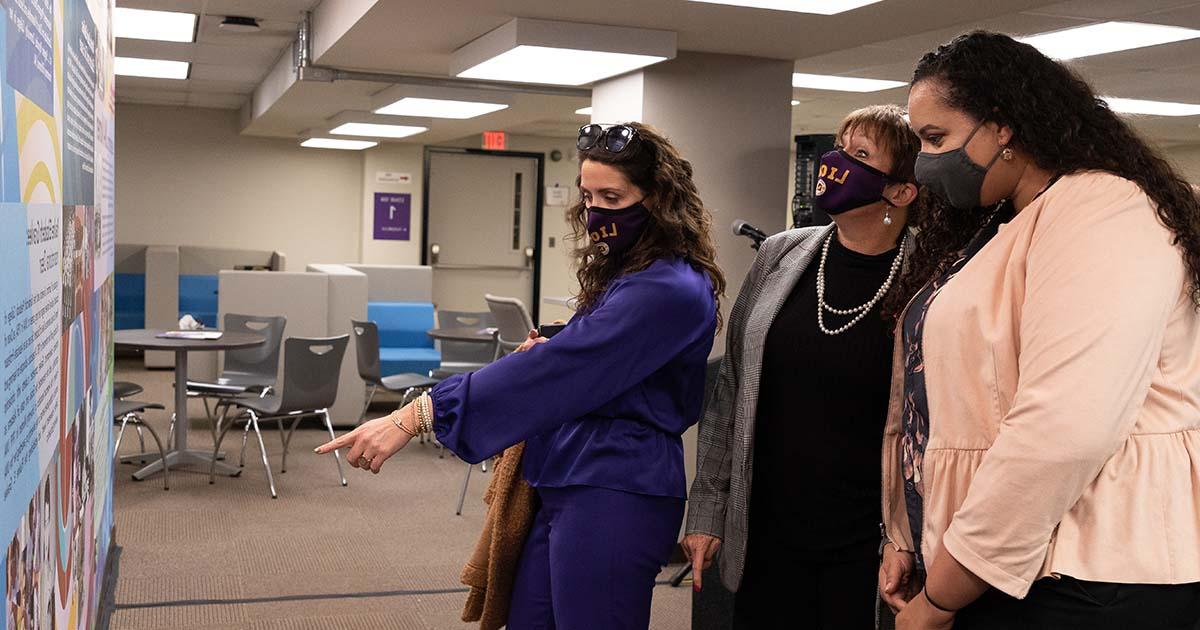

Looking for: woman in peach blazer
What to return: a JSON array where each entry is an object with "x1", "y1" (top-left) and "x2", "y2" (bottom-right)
[{"x1": 877, "y1": 32, "x2": 1200, "y2": 630}]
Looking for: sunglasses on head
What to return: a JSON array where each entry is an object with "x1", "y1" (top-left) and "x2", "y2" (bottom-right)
[{"x1": 577, "y1": 123, "x2": 639, "y2": 154}]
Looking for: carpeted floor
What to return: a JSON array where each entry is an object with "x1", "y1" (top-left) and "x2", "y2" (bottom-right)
[{"x1": 109, "y1": 357, "x2": 693, "y2": 629}]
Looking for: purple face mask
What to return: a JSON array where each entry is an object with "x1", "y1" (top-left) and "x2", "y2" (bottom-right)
[
  {"x1": 813, "y1": 149, "x2": 894, "y2": 215},
  {"x1": 587, "y1": 202, "x2": 649, "y2": 257}
]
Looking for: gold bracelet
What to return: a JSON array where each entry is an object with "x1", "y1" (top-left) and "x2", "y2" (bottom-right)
[
  {"x1": 391, "y1": 411, "x2": 417, "y2": 438},
  {"x1": 413, "y1": 394, "x2": 427, "y2": 434},
  {"x1": 419, "y1": 393, "x2": 432, "y2": 433}
]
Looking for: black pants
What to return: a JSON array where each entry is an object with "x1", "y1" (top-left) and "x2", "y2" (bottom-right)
[
  {"x1": 733, "y1": 541, "x2": 878, "y2": 629},
  {"x1": 954, "y1": 576, "x2": 1200, "y2": 630}
]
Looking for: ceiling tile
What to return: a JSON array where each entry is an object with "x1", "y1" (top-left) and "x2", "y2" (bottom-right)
[
  {"x1": 1022, "y1": 0, "x2": 1197, "y2": 21},
  {"x1": 188, "y1": 63, "x2": 269, "y2": 85},
  {"x1": 116, "y1": 38, "x2": 193, "y2": 62},
  {"x1": 187, "y1": 92, "x2": 247, "y2": 109}
]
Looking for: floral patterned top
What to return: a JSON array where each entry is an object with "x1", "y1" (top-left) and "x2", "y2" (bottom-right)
[{"x1": 901, "y1": 203, "x2": 1013, "y2": 566}]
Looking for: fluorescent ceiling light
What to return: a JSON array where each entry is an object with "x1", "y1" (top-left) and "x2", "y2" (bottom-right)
[
  {"x1": 1103, "y1": 97, "x2": 1200, "y2": 117},
  {"x1": 451, "y1": 18, "x2": 676, "y2": 86},
  {"x1": 1018, "y1": 21, "x2": 1200, "y2": 60},
  {"x1": 688, "y1": 0, "x2": 882, "y2": 15},
  {"x1": 114, "y1": 57, "x2": 190, "y2": 79},
  {"x1": 330, "y1": 122, "x2": 427, "y2": 139},
  {"x1": 375, "y1": 97, "x2": 508, "y2": 119},
  {"x1": 459, "y1": 46, "x2": 667, "y2": 86},
  {"x1": 792, "y1": 72, "x2": 905, "y2": 92},
  {"x1": 301, "y1": 138, "x2": 378, "y2": 150},
  {"x1": 114, "y1": 7, "x2": 197, "y2": 42},
  {"x1": 575, "y1": 107, "x2": 593, "y2": 115}
]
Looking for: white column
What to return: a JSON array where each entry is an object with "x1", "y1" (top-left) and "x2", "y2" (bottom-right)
[{"x1": 594, "y1": 52, "x2": 794, "y2": 524}]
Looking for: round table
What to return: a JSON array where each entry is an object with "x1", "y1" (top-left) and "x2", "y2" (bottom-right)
[
  {"x1": 115, "y1": 329, "x2": 265, "y2": 481},
  {"x1": 428, "y1": 326, "x2": 501, "y2": 363},
  {"x1": 426, "y1": 326, "x2": 499, "y2": 344}
]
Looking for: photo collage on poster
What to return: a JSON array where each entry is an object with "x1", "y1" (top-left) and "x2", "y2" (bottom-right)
[{"x1": 0, "y1": 0, "x2": 116, "y2": 628}]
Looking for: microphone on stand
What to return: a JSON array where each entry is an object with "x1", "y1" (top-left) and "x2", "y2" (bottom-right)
[{"x1": 731, "y1": 219, "x2": 768, "y2": 249}]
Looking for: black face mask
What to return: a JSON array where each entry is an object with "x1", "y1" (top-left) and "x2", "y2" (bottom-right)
[
  {"x1": 913, "y1": 119, "x2": 1006, "y2": 210},
  {"x1": 586, "y1": 201, "x2": 649, "y2": 257}
]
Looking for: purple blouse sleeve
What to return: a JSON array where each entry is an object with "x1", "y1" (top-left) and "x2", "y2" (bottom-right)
[{"x1": 430, "y1": 270, "x2": 713, "y2": 463}]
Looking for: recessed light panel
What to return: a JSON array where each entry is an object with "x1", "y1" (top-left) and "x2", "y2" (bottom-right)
[
  {"x1": 114, "y1": 7, "x2": 197, "y2": 42},
  {"x1": 689, "y1": 0, "x2": 882, "y2": 15},
  {"x1": 330, "y1": 123, "x2": 427, "y2": 139},
  {"x1": 114, "y1": 57, "x2": 190, "y2": 79},
  {"x1": 375, "y1": 97, "x2": 508, "y2": 119},
  {"x1": 301, "y1": 138, "x2": 379, "y2": 150},
  {"x1": 1018, "y1": 21, "x2": 1200, "y2": 60},
  {"x1": 792, "y1": 72, "x2": 905, "y2": 92}
]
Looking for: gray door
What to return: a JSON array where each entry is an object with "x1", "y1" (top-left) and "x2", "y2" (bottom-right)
[{"x1": 426, "y1": 151, "x2": 539, "y2": 315}]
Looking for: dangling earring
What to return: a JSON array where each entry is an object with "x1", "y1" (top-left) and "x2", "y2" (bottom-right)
[
  {"x1": 883, "y1": 208, "x2": 893, "y2": 226},
  {"x1": 1001, "y1": 147, "x2": 1014, "y2": 161}
]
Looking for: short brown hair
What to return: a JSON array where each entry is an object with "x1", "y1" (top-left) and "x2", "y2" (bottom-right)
[{"x1": 836, "y1": 104, "x2": 919, "y2": 183}]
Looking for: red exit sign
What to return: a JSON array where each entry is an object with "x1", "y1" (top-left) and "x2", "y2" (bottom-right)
[{"x1": 483, "y1": 131, "x2": 507, "y2": 151}]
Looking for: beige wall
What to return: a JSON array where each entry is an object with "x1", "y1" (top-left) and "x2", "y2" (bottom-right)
[
  {"x1": 116, "y1": 104, "x2": 363, "y2": 271},
  {"x1": 1166, "y1": 144, "x2": 1200, "y2": 184},
  {"x1": 442, "y1": 135, "x2": 581, "y2": 323},
  {"x1": 360, "y1": 143, "x2": 425, "y2": 265},
  {"x1": 359, "y1": 134, "x2": 582, "y2": 322}
]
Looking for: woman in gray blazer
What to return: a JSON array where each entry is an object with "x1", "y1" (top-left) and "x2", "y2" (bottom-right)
[{"x1": 683, "y1": 105, "x2": 922, "y2": 629}]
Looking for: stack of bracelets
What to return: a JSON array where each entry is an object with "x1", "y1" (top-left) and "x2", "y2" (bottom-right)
[{"x1": 391, "y1": 392, "x2": 434, "y2": 437}]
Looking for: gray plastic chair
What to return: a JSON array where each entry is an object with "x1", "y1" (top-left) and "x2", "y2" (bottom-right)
[
  {"x1": 113, "y1": 399, "x2": 169, "y2": 490},
  {"x1": 114, "y1": 381, "x2": 153, "y2": 461},
  {"x1": 351, "y1": 320, "x2": 440, "y2": 425},
  {"x1": 209, "y1": 335, "x2": 350, "y2": 499},
  {"x1": 484, "y1": 294, "x2": 534, "y2": 360},
  {"x1": 433, "y1": 310, "x2": 497, "y2": 378},
  {"x1": 186, "y1": 314, "x2": 287, "y2": 438}
]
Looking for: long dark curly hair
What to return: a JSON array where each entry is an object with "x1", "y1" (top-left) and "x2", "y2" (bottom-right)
[
  {"x1": 890, "y1": 30, "x2": 1200, "y2": 314},
  {"x1": 568, "y1": 123, "x2": 727, "y2": 330}
]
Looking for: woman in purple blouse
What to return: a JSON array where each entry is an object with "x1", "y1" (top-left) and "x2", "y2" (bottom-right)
[{"x1": 319, "y1": 122, "x2": 726, "y2": 629}]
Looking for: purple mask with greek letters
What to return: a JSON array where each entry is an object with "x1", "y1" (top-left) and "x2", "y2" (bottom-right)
[
  {"x1": 813, "y1": 149, "x2": 894, "y2": 215},
  {"x1": 587, "y1": 202, "x2": 649, "y2": 257}
]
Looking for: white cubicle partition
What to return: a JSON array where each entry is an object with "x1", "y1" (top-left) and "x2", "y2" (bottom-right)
[
  {"x1": 345, "y1": 264, "x2": 433, "y2": 303},
  {"x1": 209, "y1": 268, "x2": 368, "y2": 426}
]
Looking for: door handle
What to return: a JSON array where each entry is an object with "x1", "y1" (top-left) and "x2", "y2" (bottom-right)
[
  {"x1": 524, "y1": 247, "x2": 534, "y2": 268},
  {"x1": 430, "y1": 243, "x2": 440, "y2": 266}
]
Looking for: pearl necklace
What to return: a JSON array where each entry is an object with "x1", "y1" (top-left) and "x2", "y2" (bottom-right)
[{"x1": 816, "y1": 232, "x2": 907, "y2": 336}]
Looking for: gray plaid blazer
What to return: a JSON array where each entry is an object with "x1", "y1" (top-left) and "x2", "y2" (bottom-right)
[
  {"x1": 686, "y1": 224, "x2": 913, "y2": 593},
  {"x1": 685, "y1": 224, "x2": 834, "y2": 591}
]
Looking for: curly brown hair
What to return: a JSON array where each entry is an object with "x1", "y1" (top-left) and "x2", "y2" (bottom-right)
[
  {"x1": 567, "y1": 122, "x2": 727, "y2": 330},
  {"x1": 894, "y1": 31, "x2": 1200, "y2": 311}
]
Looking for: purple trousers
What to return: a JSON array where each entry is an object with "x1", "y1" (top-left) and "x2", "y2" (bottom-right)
[{"x1": 507, "y1": 485, "x2": 685, "y2": 629}]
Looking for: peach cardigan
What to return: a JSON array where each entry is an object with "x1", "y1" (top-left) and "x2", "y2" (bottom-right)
[{"x1": 882, "y1": 171, "x2": 1200, "y2": 598}]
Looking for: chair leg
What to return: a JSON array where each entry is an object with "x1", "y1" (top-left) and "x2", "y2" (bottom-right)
[
  {"x1": 135, "y1": 424, "x2": 147, "y2": 464},
  {"x1": 358, "y1": 384, "x2": 377, "y2": 425},
  {"x1": 138, "y1": 421, "x2": 170, "y2": 491},
  {"x1": 276, "y1": 417, "x2": 287, "y2": 458},
  {"x1": 481, "y1": 457, "x2": 489, "y2": 473},
  {"x1": 202, "y1": 397, "x2": 213, "y2": 420},
  {"x1": 210, "y1": 410, "x2": 242, "y2": 484},
  {"x1": 456, "y1": 462, "x2": 473, "y2": 516},
  {"x1": 167, "y1": 413, "x2": 176, "y2": 449},
  {"x1": 280, "y1": 417, "x2": 302, "y2": 473},
  {"x1": 113, "y1": 414, "x2": 132, "y2": 460},
  {"x1": 208, "y1": 399, "x2": 226, "y2": 445},
  {"x1": 239, "y1": 413, "x2": 253, "y2": 468},
  {"x1": 250, "y1": 412, "x2": 278, "y2": 499},
  {"x1": 322, "y1": 409, "x2": 348, "y2": 487}
]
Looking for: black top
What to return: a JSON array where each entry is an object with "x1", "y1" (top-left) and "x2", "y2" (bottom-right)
[
  {"x1": 746, "y1": 233, "x2": 899, "y2": 565},
  {"x1": 901, "y1": 202, "x2": 1014, "y2": 566}
]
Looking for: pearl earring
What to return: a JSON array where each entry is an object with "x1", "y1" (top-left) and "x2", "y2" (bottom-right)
[{"x1": 883, "y1": 208, "x2": 893, "y2": 226}]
